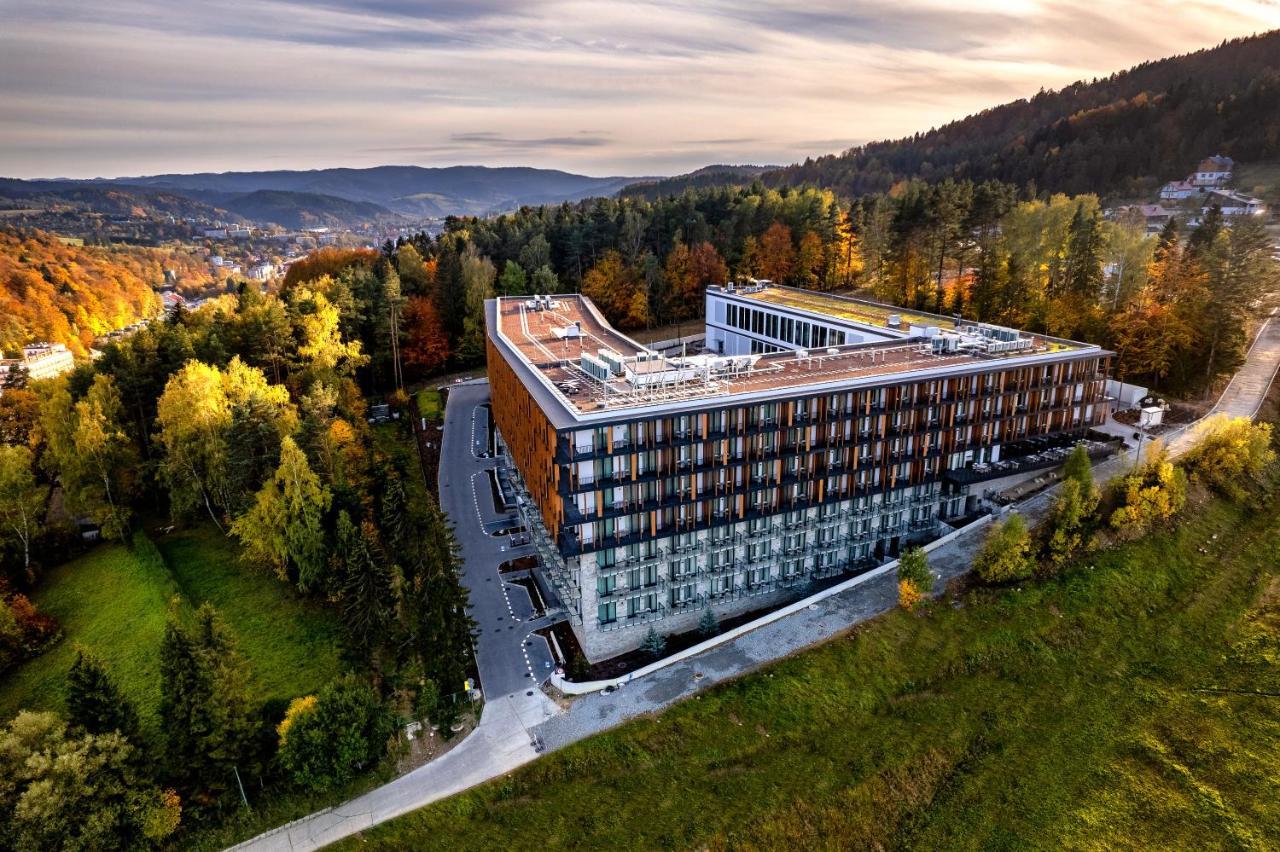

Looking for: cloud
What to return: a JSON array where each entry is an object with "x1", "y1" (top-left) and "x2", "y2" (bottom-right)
[
  {"x1": 447, "y1": 132, "x2": 612, "y2": 148},
  {"x1": 1, "y1": 1, "x2": 1279, "y2": 178}
]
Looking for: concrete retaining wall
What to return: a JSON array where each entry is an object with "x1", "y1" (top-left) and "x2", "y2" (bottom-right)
[{"x1": 550, "y1": 513, "x2": 996, "y2": 695}]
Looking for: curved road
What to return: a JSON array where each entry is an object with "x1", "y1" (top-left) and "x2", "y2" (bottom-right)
[{"x1": 233, "y1": 313, "x2": 1280, "y2": 851}]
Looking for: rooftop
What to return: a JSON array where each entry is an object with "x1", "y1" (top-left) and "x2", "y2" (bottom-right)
[
  {"x1": 487, "y1": 289, "x2": 1101, "y2": 428},
  {"x1": 722, "y1": 283, "x2": 959, "y2": 333}
]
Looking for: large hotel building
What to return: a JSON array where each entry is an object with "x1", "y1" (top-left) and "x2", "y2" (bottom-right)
[{"x1": 486, "y1": 283, "x2": 1111, "y2": 660}]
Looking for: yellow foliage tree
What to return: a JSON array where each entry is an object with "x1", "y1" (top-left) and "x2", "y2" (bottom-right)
[
  {"x1": 1182, "y1": 414, "x2": 1275, "y2": 499},
  {"x1": 898, "y1": 578, "x2": 923, "y2": 611},
  {"x1": 277, "y1": 694, "x2": 318, "y2": 746},
  {"x1": 1109, "y1": 442, "x2": 1187, "y2": 538}
]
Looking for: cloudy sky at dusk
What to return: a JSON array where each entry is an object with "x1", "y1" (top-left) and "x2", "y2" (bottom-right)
[{"x1": 3, "y1": 0, "x2": 1279, "y2": 179}]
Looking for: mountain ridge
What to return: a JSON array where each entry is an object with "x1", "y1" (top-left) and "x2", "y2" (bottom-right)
[
  {"x1": 763, "y1": 30, "x2": 1280, "y2": 199},
  {"x1": 0, "y1": 165, "x2": 657, "y2": 226}
]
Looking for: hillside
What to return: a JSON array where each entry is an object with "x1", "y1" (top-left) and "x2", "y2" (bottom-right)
[
  {"x1": 218, "y1": 189, "x2": 401, "y2": 229},
  {"x1": 766, "y1": 30, "x2": 1280, "y2": 199},
  {"x1": 0, "y1": 229, "x2": 205, "y2": 355},
  {"x1": 106, "y1": 164, "x2": 648, "y2": 217},
  {"x1": 0, "y1": 181, "x2": 231, "y2": 221},
  {"x1": 619, "y1": 164, "x2": 775, "y2": 200}
]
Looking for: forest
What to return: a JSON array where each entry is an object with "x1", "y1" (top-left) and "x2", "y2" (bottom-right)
[
  {"x1": 0, "y1": 231, "x2": 215, "y2": 357},
  {"x1": 385, "y1": 178, "x2": 1275, "y2": 397},
  {"x1": 764, "y1": 31, "x2": 1280, "y2": 200},
  {"x1": 0, "y1": 249, "x2": 474, "y2": 847}
]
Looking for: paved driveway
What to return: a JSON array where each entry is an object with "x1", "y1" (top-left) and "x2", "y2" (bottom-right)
[{"x1": 439, "y1": 382, "x2": 556, "y2": 698}]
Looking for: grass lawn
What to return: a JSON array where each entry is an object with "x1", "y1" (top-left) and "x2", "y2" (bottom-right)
[
  {"x1": 0, "y1": 526, "x2": 342, "y2": 737},
  {"x1": 341, "y1": 481, "x2": 1280, "y2": 850},
  {"x1": 0, "y1": 535, "x2": 181, "y2": 732},
  {"x1": 155, "y1": 525, "x2": 343, "y2": 707},
  {"x1": 416, "y1": 387, "x2": 443, "y2": 421}
]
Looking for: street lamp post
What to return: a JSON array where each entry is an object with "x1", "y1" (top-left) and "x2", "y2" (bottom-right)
[{"x1": 1131, "y1": 426, "x2": 1147, "y2": 470}]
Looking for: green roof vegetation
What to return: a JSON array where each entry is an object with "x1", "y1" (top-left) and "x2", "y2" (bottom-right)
[{"x1": 746, "y1": 287, "x2": 957, "y2": 331}]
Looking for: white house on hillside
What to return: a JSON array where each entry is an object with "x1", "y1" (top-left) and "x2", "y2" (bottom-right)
[
  {"x1": 1191, "y1": 155, "x2": 1234, "y2": 187},
  {"x1": 1159, "y1": 179, "x2": 1197, "y2": 200},
  {"x1": 1203, "y1": 189, "x2": 1264, "y2": 217}
]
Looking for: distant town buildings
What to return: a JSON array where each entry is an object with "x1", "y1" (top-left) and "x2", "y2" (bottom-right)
[
  {"x1": 247, "y1": 262, "x2": 278, "y2": 281},
  {"x1": 0, "y1": 343, "x2": 76, "y2": 393}
]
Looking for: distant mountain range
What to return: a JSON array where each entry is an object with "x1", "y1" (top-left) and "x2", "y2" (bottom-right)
[{"x1": 0, "y1": 165, "x2": 657, "y2": 229}]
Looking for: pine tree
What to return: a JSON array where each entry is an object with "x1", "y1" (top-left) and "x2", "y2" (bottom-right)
[
  {"x1": 333, "y1": 512, "x2": 393, "y2": 667},
  {"x1": 402, "y1": 494, "x2": 475, "y2": 693},
  {"x1": 66, "y1": 650, "x2": 140, "y2": 743},
  {"x1": 378, "y1": 469, "x2": 411, "y2": 555},
  {"x1": 1063, "y1": 201, "x2": 1105, "y2": 301},
  {"x1": 697, "y1": 606, "x2": 718, "y2": 638},
  {"x1": 159, "y1": 603, "x2": 254, "y2": 800},
  {"x1": 640, "y1": 626, "x2": 666, "y2": 659}
]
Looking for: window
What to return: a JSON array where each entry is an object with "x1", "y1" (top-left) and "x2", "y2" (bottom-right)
[
  {"x1": 597, "y1": 574, "x2": 617, "y2": 595},
  {"x1": 598, "y1": 602, "x2": 617, "y2": 624}
]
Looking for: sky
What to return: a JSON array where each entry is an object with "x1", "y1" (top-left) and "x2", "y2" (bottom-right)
[{"x1": 2, "y1": 0, "x2": 1280, "y2": 180}]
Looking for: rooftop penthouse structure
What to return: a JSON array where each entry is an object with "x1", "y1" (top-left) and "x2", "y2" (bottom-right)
[{"x1": 486, "y1": 284, "x2": 1112, "y2": 660}]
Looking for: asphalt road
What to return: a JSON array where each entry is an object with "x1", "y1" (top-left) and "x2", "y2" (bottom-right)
[{"x1": 438, "y1": 382, "x2": 556, "y2": 699}]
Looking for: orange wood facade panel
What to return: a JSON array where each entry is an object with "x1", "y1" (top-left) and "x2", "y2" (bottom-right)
[{"x1": 486, "y1": 334, "x2": 562, "y2": 534}]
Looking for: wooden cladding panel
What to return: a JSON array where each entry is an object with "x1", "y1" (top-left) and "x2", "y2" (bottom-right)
[{"x1": 486, "y1": 335, "x2": 562, "y2": 533}]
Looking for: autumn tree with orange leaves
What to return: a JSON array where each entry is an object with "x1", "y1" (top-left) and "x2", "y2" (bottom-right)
[
  {"x1": 757, "y1": 222, "x2": 796, "y2": 284},
  {"x1": 401, "y1": 296, "x2": 451, "y2": 375}
]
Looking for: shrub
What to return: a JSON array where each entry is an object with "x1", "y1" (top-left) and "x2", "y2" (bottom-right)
[
  {"x1": 974, "y1": 514, "x2": 1035, "y2": 584},
  {"x1": 1181, "y1": 415, "x2": 1275, "y2": 500},
  {"x1": 1109, "y1": 443, "x2": 1187, "y2": 538},
  {"x1": 898, "y1": 579, "x2": 923, "y2": 611},
  {"x1": 278, "y1": 674, "x2": 392, "y2": 791},
  {"x1": 413, "y1": 679, "x2": 440, "y2": 725},
  {"x1": 0, "y1": 581, "x2": 59, "y2": 673},
  {"x1": 897, "y1": 546, "x2": 932, "y2": 591},
  {"x1": 1044, "y1": 477, "x2": 1098, "y2": 570},
  {"x1": 568, "y1": 654, "x2": 591, "y2": 682}
]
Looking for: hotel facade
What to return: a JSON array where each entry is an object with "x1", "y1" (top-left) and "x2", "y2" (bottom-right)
[{"x1": 486, "y1": 283, "x2": 1112, "y2": 660}]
